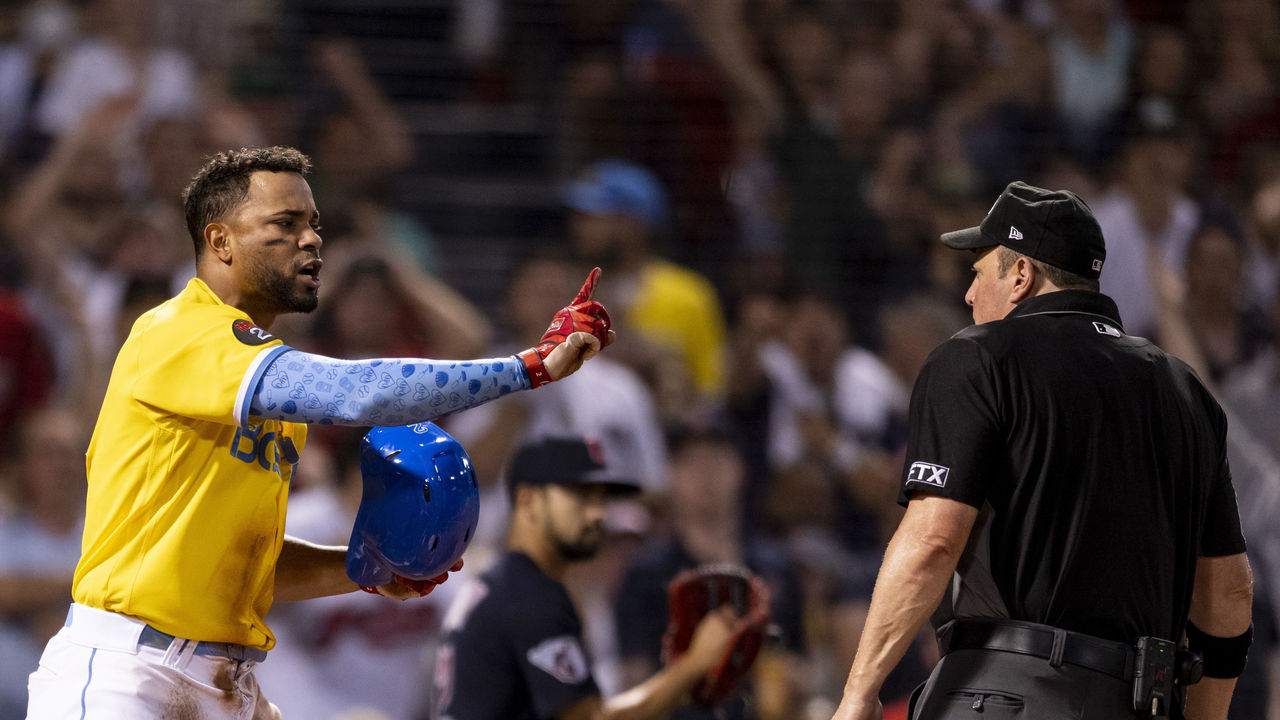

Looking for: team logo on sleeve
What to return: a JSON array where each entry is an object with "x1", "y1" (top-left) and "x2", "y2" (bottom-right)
[
  {"x1": 232, "y1": 319, "x2": 275, "y2": 346},
  {"x1": 527, "y1": 635, "x2": 590, "y2": 684},
  {"x1": 907, "y1": 461, "x2": 950, "y2": 488}
]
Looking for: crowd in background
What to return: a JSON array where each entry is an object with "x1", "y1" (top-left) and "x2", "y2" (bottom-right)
[{"x1": 1, "y1": 0, "x2": 1279, "y2": 718}]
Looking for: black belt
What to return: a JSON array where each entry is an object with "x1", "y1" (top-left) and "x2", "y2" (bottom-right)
[{"x1": 943, "y1": 620, "x2": 1135, "y2": 682}]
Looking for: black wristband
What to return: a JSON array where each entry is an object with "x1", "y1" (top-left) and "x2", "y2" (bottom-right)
[{"x1": 1185, "y1": 620, "x2": 1253, "y2": 678}]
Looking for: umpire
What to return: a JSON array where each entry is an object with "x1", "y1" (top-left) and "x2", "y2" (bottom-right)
[
  {"x1": 432, "y1": 437, "x2": 738, "y2": 720},
  {"x1": 831, "y1": 181, "x2": 1253, "y2": 720}
]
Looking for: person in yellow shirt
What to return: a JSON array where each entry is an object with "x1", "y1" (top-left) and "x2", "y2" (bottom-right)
[
  {"x1": 26, "y1": 146, "x2": 614, "y2": 720},
  {"x1": 565, "y1": 159, "x2": 729, "y2": 415}
]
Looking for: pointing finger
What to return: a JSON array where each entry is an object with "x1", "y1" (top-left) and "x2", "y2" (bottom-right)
[{"x1": 572, "y1": 267, "x2": 601, "y2": 304}]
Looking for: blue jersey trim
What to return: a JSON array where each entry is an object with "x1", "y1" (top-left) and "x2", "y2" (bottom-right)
[
  {"x1": 79, "y1": 647, "x2": 97, "y2": 720},
  {"x1": 236, "y1": 344, "x2": 292, "y2": 429}
]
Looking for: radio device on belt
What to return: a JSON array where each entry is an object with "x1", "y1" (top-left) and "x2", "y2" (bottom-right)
[{"x1": 1132, "y1": 636, "x2": 1203, "y2": 718}]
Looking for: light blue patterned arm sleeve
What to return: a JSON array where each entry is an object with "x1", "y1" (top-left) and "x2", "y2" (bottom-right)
[{"x1": 248, "y1": 349, "x2": 531, "y2": 426}]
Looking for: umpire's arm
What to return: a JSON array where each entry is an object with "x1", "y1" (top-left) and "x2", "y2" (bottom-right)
[
  {"x1": 832, "y1": 494, "x2": 978, "y2": 720},
  {"x1": 1183, "y1": 552, "x2": 1253, "y2": 720}
]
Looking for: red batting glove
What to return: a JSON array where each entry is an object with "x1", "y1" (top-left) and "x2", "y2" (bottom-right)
[
  {"x1": 518, "y1": 267, "x2": 612, "y2": 387},
  {"x1": 360, "y1": 558, "x2": 465, "y2": 597}
]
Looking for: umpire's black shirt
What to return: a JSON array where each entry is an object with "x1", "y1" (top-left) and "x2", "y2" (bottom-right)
[
  {"x1": 434, "y1": 551, "x2": 598, "y2": 720},
  {"x1": 899, "y1": 290, "x2": 1246, "y2": 645}
]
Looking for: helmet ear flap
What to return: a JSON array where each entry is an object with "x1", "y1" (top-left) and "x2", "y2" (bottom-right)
[{"x1": 345, "y1": 423, "x2": 480, "y2": 587}]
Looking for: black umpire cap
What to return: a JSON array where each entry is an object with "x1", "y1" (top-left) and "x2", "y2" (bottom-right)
[
  {"x1": 506, "y1": 437, "x2": 641, "y2": 499},
  {"x1": 941, "y1": 181, "x2": 1107, "y2": 279}
]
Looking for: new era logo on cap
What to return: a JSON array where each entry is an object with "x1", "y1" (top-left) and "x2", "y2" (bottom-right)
[{"x1": 938, "y1": 181, "x2": 1107, "y2": 280}]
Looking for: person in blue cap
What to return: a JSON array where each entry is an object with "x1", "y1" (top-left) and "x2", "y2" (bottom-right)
[{"x1": 564, "y1": 159, "x2": 730, "y2": 416}]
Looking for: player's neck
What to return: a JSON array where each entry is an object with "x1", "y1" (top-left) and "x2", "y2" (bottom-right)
[
  {"x1": 507, "y1": 530, "x2": 569, "y2": 581},
  {"x1": 197, "y1": 269, "x2": 280, "y2": 329}
]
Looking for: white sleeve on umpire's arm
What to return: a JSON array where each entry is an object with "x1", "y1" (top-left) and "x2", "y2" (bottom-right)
[{"x1": 247, "y1": 349, "x2": 531, "y2": 426}]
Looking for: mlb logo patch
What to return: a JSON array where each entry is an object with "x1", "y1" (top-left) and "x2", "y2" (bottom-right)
[{"x1": 907, "y1": 461, "x2": 950, "y2": 488}]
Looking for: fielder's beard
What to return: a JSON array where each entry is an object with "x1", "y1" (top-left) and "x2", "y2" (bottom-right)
[{"x1": 551, "y1": 527, "x2": 602, "y2": 562}]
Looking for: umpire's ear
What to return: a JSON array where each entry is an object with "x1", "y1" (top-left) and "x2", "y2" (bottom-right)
[{"x1": 205, "y1": 223, "x2": 233, "y2": 263}]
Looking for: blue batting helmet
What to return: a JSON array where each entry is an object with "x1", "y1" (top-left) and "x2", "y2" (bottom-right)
[{"x1": 345, "y1": 422, "x2": 480, "y2": 586}]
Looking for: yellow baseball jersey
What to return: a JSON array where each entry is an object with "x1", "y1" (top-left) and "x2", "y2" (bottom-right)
[{"x1": 73, "y1": 277, "x2": 306, "y2": 650}]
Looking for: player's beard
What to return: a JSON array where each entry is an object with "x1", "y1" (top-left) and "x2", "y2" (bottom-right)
[
  {"x1": 256, "y1": 260, "x2": 319, "y2": 314},
  {"x1": 550, "y1": 525, "x2": 602, "y2": 562}
]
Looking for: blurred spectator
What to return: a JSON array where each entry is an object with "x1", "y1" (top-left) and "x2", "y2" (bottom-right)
[
  {"x1": 772, "y1": 46, "x2": 902, "y2": 347},
  {"x1": 614, "y1": 428, "x2": 806, "y2": 720},
  {"x1": 0, "y1": 0, "x2": 78, "y2": 169},
  {"x1": 2, "y1": 94, "x2": 141, "y2": 409},
  {"x1": 564, "y1": 158, "x2": 729, "y2": 425},
  {"x1": 929, "y1": 9, "x2": 1054, "y2": 199},
  {"x1": 1093, "y1": 116, "x2": 1201, "y2": 339},
  {"x1": 743, "y1": 292, "x2": 902, "y2": 549},
  {"x1": 1223, "y1": 290, "x2": 1280, "y2": 465},
  {"x1": 0, "y1": 407, "x2": 86, "y2": 718},
  {"x1": 32, "y1": 0, "x2": 196, "y2": 141},
  {"x1": 1245, "y1": 177, "x2": 1280, "y2": 312},
  {"x1": 1180, "y1": 219, "x2": 1273, "y2": 382},
  {"x1": 1045, "y1": 0, "x2": 1135, "y2": 166},
  {"x1": 0, "y1": 284, "x2": 53, "y2": 452},
  {"x1": 302, "y1": 37, "x2": 434, "y2": 271},
  {"x1": 1099, "y1": 23, "x2": 1199, "y2": 163},
  {"x1": 447, "y1": 250, "x2": 666, "y2": 556}
]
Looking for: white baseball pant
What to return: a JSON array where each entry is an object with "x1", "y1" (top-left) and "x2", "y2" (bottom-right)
[{"x1": 26, "y1": 603, "x2": 280, "y2": 720}]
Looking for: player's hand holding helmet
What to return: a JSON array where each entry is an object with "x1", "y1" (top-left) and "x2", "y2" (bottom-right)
[
  {"x1": 663, "y1": 565, "x2": 773, "y2": 706},
  {"x1": 517, "y1": 267, "x2": 614, "y2": 387},
  {"x1": 347, "y1": 423, "x2": 480, "y2": 599}
]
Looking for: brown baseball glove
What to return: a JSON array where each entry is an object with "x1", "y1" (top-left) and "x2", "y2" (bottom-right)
[{"x1": 662, "y1": 564, "x2": 772, "y2": 706}]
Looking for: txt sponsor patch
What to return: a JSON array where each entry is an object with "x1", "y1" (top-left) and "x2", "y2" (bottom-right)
[
  {"x1": 907, "y1": 461, "x2": 950, "y2": 488},
  {"x1": 232, "y1": 319, "x2": 275, "y2": 346}
]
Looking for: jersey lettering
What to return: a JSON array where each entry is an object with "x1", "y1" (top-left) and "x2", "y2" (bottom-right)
[{"x1": 229, "y1": 422, "x2": 281, "y2": 474}]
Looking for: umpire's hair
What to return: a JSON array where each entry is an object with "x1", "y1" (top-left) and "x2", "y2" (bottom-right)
[
  {"x1": 996, "y1": 246, "x2": 1099, "y2": 292},
  {"x1": 181, "y1": 146, "x2": 312, "y2": 258}
]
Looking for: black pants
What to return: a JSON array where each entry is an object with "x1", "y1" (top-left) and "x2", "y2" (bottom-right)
[{"x1": 910, "y1": 648, "x2": 1146, "y2": 719}]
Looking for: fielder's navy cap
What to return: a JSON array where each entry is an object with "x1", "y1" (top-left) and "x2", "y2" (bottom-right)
[
  {"x1": 941, "y1": 181, "x2": 1107, "y2": 279},
  {"x1": 507, "y1": 436, "x2": 641, "y2": 497},
  {"x1": 564, "y1": 159, "x2": 668, "y2": 230}
]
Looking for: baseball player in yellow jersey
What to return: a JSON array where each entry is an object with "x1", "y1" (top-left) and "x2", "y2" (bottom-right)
[{"x1": 26, "y1": 146, "x2": 615, "y2": 720}]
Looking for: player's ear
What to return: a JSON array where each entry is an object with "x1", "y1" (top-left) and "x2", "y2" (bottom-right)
[{"x1": 205, "y1": 223, "x2": 233, "y2": 263}]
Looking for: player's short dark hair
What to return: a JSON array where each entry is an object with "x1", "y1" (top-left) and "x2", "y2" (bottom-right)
[
  {"x1": 181, "y1": 146, "x2": 312, "y2": 258},
  {"x1": 996, "y1": 246, "x2": 1099, "y2": 292}
]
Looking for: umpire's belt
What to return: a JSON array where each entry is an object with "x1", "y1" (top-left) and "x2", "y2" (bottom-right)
[
  {"x1": 942, "y1": 619, "x2": 1134, "y2": 681},
  {"x1": 64, "y1": 603, "x2": 268, "y2": 663}
]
